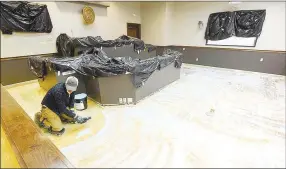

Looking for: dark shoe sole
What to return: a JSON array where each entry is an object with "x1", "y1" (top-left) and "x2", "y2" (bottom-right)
[
  {"x1": 61, "y1": 119, "x2": 76, "y2": 124},
  {"x1": 34, "y1": 113, "x2": 49, "y2": 129},
  {"x1": 48, "y1": 128, "x2": 65, "y2": 136}
]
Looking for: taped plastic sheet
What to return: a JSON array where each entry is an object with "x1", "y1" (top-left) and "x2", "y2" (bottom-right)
[
  {"x1": 234, "y1": 10, "x2": 266, "y2": 37},
  {"x1": 29, "y1": 48, "x2": 182, "y2": 88},
  {"x1": 205, "y1": 11, "x2": 235, "y2": 41},
  {"x1": 205, "y1": 10, "x2": 266, "y2": 41},
  {"x1": 49, "y1": 57, "x2": 78, "y2": 73},
  {"x1": 83, "y1": 48, "x2": 182, "y2": 88},
  {"x1": 56, "y1": 34, "x2": 75, "y2": 58},
  {"x1": 0, "y1": 1, "x2": 53, "y2": 34},
  {"x1": 27, "y1": 55, "x2": 53, "y2": 79},
  {"x1": 56, "y1": 34, "x2": 156, "y2": 57},
  {"x1": 81, "y1": 49, "x2": 181, "y2": 87},
  {"x1": 145, "y1": 44, "x2": 157, "y2": 53}
]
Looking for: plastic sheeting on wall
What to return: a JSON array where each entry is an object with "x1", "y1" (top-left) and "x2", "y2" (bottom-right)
[
  {"x1": 0, "y1": 1, "x2": 53, "y2": 34},
  {"x1": 205, "y1": 12, "x2": 235, "y2": 41},
  {"x1": 205, "y1": 10, "x2": 266, "y2": 41},
  {"x1": 234, "y1": 10, "x2": 266, "y2": 37},
  {"x1": 56, "y1": 34, "x2": 156, "y2": 57}
]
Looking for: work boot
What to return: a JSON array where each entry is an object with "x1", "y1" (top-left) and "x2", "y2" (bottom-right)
[
  {"x1": 34, "y1": 112, "x2": 49, "y2": 129},
  {"x1": 48, "y1": 127, "x2": 65, "y2": 136},
  {"x1": 34, "y1": 112, "x2": 41, "y2": 125}
]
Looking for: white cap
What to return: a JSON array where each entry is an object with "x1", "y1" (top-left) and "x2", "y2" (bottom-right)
[{"x1": 65, "y1": 76, "x2": 78, "y2": 92}]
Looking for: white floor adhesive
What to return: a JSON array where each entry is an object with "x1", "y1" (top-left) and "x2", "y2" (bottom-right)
[
  {"x1": 6, "y1": 64, "x2": 285, "y2": 168},
  {"x1": 76, "y1": 128, "x2": 93, "y2": 139}
]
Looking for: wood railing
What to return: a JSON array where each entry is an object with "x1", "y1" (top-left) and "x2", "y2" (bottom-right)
[{"x1": 1, "y1": 84, "x2": 74, "y2": 168}]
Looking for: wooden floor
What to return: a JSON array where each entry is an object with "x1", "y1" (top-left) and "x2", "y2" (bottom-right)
[
  {"x1": 5, "y1": 81, "x2": 105, "y2": 149},
  {"x1": 4, "y1": 64, "x2": 286, "y2": 168},
  {"x1": 1, "y1": 126, "x2": 20, "y2": 168},
  {"x1": 1, "y1": 85, "x2": 74, "y2": 168}
]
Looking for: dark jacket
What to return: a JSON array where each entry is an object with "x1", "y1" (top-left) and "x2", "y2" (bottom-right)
[{"x1": 41, "y1": 83, "x2": 76, "y2": 118}]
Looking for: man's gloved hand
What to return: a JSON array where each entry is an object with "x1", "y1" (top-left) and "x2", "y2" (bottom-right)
[
  {"x1": 75, "y1": 116, "x2": 91, "y2": 124},
  {"x1": 61, "y1": 116, "x2": 76, "y2": 124}
]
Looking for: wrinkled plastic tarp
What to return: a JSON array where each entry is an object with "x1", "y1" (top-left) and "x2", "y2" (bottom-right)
[
  {"x1": 131, "y1": 50, "x2": 182, "y2": 88},
  {"x1": 205, "y1": 12, "x2": 235, "y2": 41},
  {"x1": 56, "y1": 33, "x2": 76, "y2": 58},
  {"x1": 56, "y1": 34, "x2": 156, "y2": 57},
  {"x1": 56, "y1": 33, "x2": 105, "y2": 57},
  {"x1": 49, "y1": 57, "x2": 78, "y2": 73},
  {"x1": 27, "y1": 55, "x2": 53, "y2": 79},
  {"x1": 234, "y1": 10, "x2": 266, "y2": 37},
  {"x1": 29, "y1": 49, "x2": 182, "y2": 88},
  {"x1": 0, "y1": 1, "x2": 53, "y2": 34},
  {"x1": 205, "y1": 10, "x2": 266, "y2": 40},
  {"x1": 145, "y1": 44, "x2": 157, "y2": 53}
]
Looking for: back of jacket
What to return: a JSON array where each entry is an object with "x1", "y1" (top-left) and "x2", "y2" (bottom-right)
[{"x1": 41, "y1": 83, "x2": 76, "y2": 118}]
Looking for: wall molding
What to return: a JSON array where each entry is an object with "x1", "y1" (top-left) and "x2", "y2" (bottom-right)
[{"x1": 157, "y1": 45, "x2": 286, "y2": 54}]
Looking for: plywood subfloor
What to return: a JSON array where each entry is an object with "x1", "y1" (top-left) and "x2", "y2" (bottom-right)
[{"x1": 6, "y1": 64, "x2": 285, "y2": 168}]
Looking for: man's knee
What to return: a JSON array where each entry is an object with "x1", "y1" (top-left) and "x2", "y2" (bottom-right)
[{"x1": 38, "y1": 106, "x2": 63, "y2": 131}]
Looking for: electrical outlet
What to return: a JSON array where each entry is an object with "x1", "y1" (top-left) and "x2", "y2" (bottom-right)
[
  {"x1": 196, "y1": 58, "x2": 199, "y2": 61},
  {"x1": 183, "y1": 48, "x2": 185, "y2": 51},
  {"x1": 119, "y1": 98, "x2": 123, "y2": 104},
  {"x1": 123, "y1": 98, "x2": 127, "y2": 104},
  {"x1": 127, "y1": 98, "x2": 133, "y2": 104}
]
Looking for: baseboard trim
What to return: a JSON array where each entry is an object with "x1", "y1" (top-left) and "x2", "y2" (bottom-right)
[
  {"x1": 157, "y1": 46, "x2": 286, "y2": 76},
  {"x1": 157, "y1": 45, "x2": 286, "y2": 54}
]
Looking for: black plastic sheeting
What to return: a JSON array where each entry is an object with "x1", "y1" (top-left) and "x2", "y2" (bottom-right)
[
  {"x1": 205, "y1": 10, "x2": 266, "y2": 40},
  {"x1": 145, "y1": 44, "x2": 157, "y2": 53},
  {"x1": 27, "y1": 55, "x2": 53, "y2": 79},
  {"x1": 0, "y1": 1, "x2": 53, "y2": 34},
  {"x1": 234, "y1": 10, "x2": 266, "y2": 37},
  {"x1": 205, "y1": 12, "x2": 235, "y2": 41},
  {"x1": 28, "y1": 49, "x2": 182, "y2": 88},
  {"x1": 56, "y1": 34, "x2": 156, "y2": 57}
]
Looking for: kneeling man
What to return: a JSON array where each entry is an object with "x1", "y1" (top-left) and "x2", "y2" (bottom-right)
[{"x1": 35, "y1": 76, "x2": 91, "y2": 135}]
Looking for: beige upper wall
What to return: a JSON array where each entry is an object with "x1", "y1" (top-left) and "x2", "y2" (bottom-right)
[
  {"x1": 141, "y1": 2, "x2": 286, "y2": 51},
  {"x1": 140, "y1": 2, "x2": 176, "y2": 46},
  {"x1": 140, "y1": 2, "x2": 167, "y2": 46},
  {"x1": 172, "y1": 2, "x2": 286, "y2": 51},
  {"x1": 1, "y1": 2, "x2": 140, "y2": 58},
  {"x1": 1, "y1": 1, "x2": 285, "y2": 58}
]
